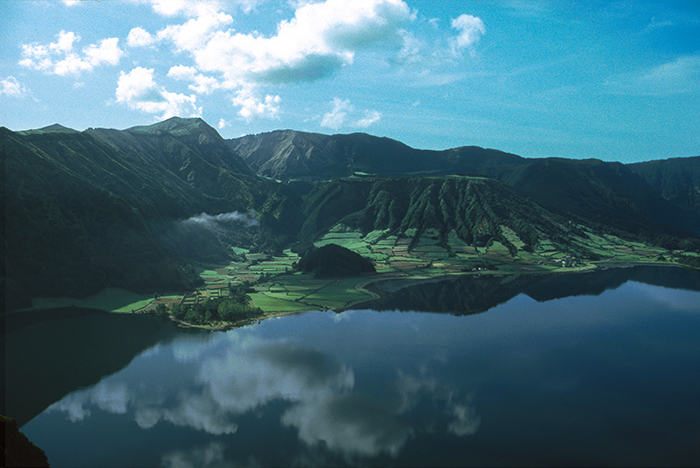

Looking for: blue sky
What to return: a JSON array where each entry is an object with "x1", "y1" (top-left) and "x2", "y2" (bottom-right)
[{"x1": 1, "y1": 0, "x2": 699, "y2": 162}]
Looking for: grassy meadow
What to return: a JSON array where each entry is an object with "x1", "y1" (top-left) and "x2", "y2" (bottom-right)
[{"x1": 21, "y1": 223, "x2": 689, "y2": 326}]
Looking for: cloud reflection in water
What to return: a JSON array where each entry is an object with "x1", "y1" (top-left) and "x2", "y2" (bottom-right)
[{"x1": 47, "y1": 322, "x2": 480, "y2": 461}]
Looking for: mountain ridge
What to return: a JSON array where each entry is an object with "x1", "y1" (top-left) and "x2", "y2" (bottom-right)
[
  {"x1": 3, "y1": 117, "x2": 699, "y2": 310},
  {"x1": 229, "y1": 129, "x2": 700, "y2": 238}
]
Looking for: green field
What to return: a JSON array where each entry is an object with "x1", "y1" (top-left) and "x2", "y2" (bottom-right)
[{"x1": 24, "y1": 222, "x2": 689, "y2": 325}]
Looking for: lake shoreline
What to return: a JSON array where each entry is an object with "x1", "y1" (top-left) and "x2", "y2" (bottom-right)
[{"x1": 7, "y1": 260, "x2": 697, "y2": 332}]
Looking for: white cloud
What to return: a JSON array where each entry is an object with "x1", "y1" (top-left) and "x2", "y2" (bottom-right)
[
  {"x1": 356, "y1": 109, "x2": 382, "y2": 128},
  {"x1": 53, "y1": 54, "x2": 93, "y2": 76},
  {"x1": 49, "y1": 30, "x2": 78, "y2": 53},
  {"x1": 604, "y1": 55, "x2": 700, "y2": 96},
  {"x1": 19, "y1": 31, "x2": 123, "y2": 76},
  {"x1": 121, "y1": 0, "x2": 482, "y2": 120},
  {"x1": 232, "y1": 88, "x2": 281, "y2": 120},
  {"x1": 321, "y1": 98, "x2": 353, "y2": 129},
  {"x1": 322, "y1": 98, "x2": 382, "y2": 130},
  {"x1": 169, "y1": 65, "x2": 223, "y2": 95},
  {"x1": 217, "y1": 118, "x2": 228, "y2": 129},
  {"x1": 1, "y1": 76, "x2": 28, "y2": 97},
  {"x1": 148, "y1": 0, "x2": 412, "y2": 118},
  {"x1": 168, "y1": 65, "x2": 198, "y2": 80},
  {"x1": 396, "y1": 30, "x2": 426, "y2": 65},
  {"x1": 157, "y1": 8, "x2": 234, "y2": 52},
  {"x1": 84, "y1": 38, "x2": 124, "y2": 66},
  {"x1": 146, "y1": 0, "x2": 216, "y2": 17},
  {"x1": 183, "y1": 211, "x2": 258, "y2": 228},
  {"x1": 127, "y1": 27, "x2": 156, "y2": 47},
  {"x1": 450, "y1": 14, "x2": 486, "y2": 54},
  {"x1": 19, "y1": 44, "x2": 53, "y2": 71},
  {"x1": 138, "y1": 0, "x2": 264, "y2": 16},
  {"x1": 116, "y1": 67, "x2": 201, "y2": 119}
]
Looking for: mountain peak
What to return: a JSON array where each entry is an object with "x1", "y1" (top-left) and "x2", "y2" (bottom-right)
[
  {"x1": 29, "y1": 123, "x2": 77, "y2": 133},
  {"x1": 39, "y1": 123, "x2": 74, "y2": 131},
  {"x1": 127, "y1": 116, "x2": 214, "y2": 136}
]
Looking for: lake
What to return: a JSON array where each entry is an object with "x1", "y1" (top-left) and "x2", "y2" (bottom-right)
[{"x1": 7, "y1": 266, "x2": 700, "y2": 467}]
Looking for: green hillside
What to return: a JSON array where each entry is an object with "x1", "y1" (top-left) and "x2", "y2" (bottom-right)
[
  {"x1": 4, "y1": 118, "x2": 699, "y2": 315},
  {"x1": 231, "y1": 130, "x2": 700, "y2": 240},
  {"x1": 2, "y1": 118, "x2": 302, "y2": 309}
]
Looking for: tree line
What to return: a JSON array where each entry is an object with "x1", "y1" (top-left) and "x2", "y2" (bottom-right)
[{"x1": 154, "y1": 284, "x2": 261, "y2": 325}]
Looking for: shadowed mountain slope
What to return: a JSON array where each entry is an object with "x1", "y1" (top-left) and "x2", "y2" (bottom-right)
[
  {"x1": 229, "y1": 130, "x2": 523, "y2": 180},
  {"x1": 299, "y1": 175, "x2": 598, "y2": 257},
  {"x1": 2, "y1": 118, "x2": 303, "y2": 309},
  {"x1": 230, "y1": 130, "x2": 700, "y2": 239},
  {"x1": 629, "y1": 156, "x2": 700, "y2": 216}
]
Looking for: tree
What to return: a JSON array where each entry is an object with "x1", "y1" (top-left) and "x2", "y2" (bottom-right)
[
  {"x1": 155, "y1": 303, "x2": 168, "y2": 316},
  {"x1": 171, "y1": 303, "x2": 186, "y2": 320}
]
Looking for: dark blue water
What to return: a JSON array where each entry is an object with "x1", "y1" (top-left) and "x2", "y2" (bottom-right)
[{"x1": 14, "y1": 270, "x2": 700, "y2": 467}]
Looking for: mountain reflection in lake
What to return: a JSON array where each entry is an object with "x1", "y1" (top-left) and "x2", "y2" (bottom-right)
[{"x1": 14, "y1": 267, "x2": 700, "y2": 467}]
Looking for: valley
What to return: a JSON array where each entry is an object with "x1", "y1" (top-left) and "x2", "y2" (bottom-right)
[
  {"x1": 18, "y1": 219, "x2": 696, "y2": 330},
  {"x1": 4, "y1": 117, "x2": 700, "y2": 328}
]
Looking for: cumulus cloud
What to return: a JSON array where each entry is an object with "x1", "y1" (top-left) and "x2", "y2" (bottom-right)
[
  {"x1": 450, "y1": 14, "x2": 486, "y2": 54},
  {"x1": 116, "y1": 67, "x2": 201, "y2": 119},
  {"x1": 0, "y1": 76, "x2": 28, "y2": 97},
  {"x1": 232, "y1": 88, "x2": 281, "y2": 120},
  {"x1": 168, "y1": 65, "x2": 223, "y2": 95},
  {"x1": 144, "y1": 0, "x2": 413, "y2": 118},
  {"x1": 167, "y1": 0, "x2": 412, "y2": 85},
  {"x1": 121, "y1": 0, "x2": 483, "y2": 120},
  {"x1": 321, "y1": 98, "x2": 353, "y2": 129},
  {"x1": 20, "y1": 0, "x2": 485, "y2": 122},
  {"x1": 157, "y1": 8, "x2": 234, "y2": 52},
  {"x1": 137, "y1": 0, "x2": 266, "y2": 16},
  {"x1": 49, "y1": 30, "x2": 78, "y2": 53},
  {"x1": 321, "y1": 98, "x2": 382, "y2": 130},
  {"x1": 356, "y1": 109, "x2": 382, "y2": 127},
  {"x1": 19, "y1": 31, "x2": 124, "y2": 76},
  {"x1": 127, "y1": 27, "x2": 156, "y2": 47}
]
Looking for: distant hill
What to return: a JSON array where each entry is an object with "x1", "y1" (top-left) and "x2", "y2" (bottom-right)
[
  {"x1": 228, "y1": 130, "x2": 523, "y2": 180},
  {"x1": 629, "y1": 156, "x2": 700, "y2": 215},
  {"x1": 230, "y1": 130, "x2": 700, "y2": 239}
]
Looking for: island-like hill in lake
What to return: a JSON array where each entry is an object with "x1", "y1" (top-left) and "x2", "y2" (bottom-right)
[
  {"x1": 297, "y1": 244, "x2": 376, "y2": 278},
  {"x1": 3, "y1": 117, "x2": 700, "y2": 311}
]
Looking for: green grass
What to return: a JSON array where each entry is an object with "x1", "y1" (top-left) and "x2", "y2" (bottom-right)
[
  {"x1": 487, "y1": 241, "x2": 510, "y2": 253},
  {"x1": 501, "y1": 225, "x2": 526, "y2": 250},
  {"x1": 249, "y1": 293, "x2": 312, "y2": 312}
]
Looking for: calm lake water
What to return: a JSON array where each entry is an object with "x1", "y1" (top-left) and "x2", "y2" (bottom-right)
[{"x1": 7, "y1": 267, "x2": 700, "y2": 467}]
